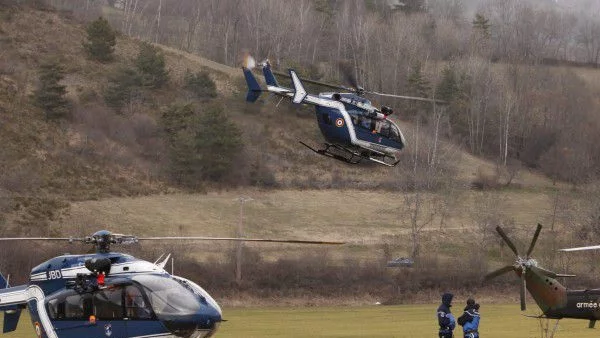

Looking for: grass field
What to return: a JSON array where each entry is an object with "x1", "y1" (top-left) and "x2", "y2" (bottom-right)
[{"x1": 3, "y1": 304, "x2": 600, "y2": 338}]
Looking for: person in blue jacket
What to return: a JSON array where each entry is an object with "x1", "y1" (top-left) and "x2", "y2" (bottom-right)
[
  {"x1": 437, "y1": 292, "x2": 456, "y2": 338},
  {"x1": 461, "y1": 303, "x2": 480, "y2": 338}
]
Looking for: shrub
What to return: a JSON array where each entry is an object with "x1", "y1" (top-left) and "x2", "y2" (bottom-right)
[
  {"x1": 31, "y1": 60, "x2": 70, "y2": 120},
  {"x1": 83, "y1": 17, "x2": 116, "y2": 63},
  {"x1": 135, "y1": 42, "x2": 169, "y2": 89},
  {"x1": 183, "y1": 69, "x2": 217, "y2": 99}
]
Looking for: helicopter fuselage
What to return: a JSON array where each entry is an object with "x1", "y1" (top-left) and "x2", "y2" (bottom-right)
[
  {"x1": 243, "y1": 64, "x2": 406, "y2": 166},
  {"x1": 315, "y1": 93, "x2": 405, "y2": 154},
  {"x1": 1, "y1": 252, "x2": 222, "y2": 338},
  {"x1": 265, "y1": 83, "x2": 404, "y2": 158}
]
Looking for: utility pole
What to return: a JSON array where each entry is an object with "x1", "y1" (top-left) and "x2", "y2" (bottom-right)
[{"x1": 235, "y1": 196, "x2": 253, "y2": 285}]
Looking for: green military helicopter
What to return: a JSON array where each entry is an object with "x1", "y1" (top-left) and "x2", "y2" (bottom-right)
[{"x1": 485, "y1": 224, "x2": 600, "y2": 336}]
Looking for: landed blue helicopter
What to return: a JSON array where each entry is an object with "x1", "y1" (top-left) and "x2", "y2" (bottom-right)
[
  {"x1": 242, "y1": 56, "x2": 445, "y2": 167},
  {"x1": 0, "y1": 230, "x2": 343, "y2": 338}
]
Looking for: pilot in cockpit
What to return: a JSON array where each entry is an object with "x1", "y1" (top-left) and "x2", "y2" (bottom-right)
[{"x1": 125, "y1": 286, "x2": 151, "y2": 319}]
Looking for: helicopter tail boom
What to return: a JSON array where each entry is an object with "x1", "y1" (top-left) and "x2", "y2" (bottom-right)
[
  {"x1": 0, "y1": 278, "x2": 26, "y2": 334},
  {"x1": 242, "y1": 67, "x2": 262, "y2": 102}
]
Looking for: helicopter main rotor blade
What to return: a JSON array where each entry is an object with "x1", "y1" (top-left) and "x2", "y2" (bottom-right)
[
  {"x1": 526, "y1": 223, "x2": 543, "y2": 258},
  {"x1": 484, "y1": 265, "x2": 514, "y2": 281},
  {"x1": 520, "y1": 269, "x2": 527, "y2": 311},
  {"x1": 365, "y1": 91, "x2": 447, "y2": 104},
  {"x1": 136, "y1": 237, "x2": 345, "y2": 245},
  {"x1": 495, "y1": 226, "x2": 519, "y2": 256},
  {"x1": 271, "y1": 69, "x2": 445, "y2": 103},
  {"x1": 270, "y1": 69, "x2": 354, "y2": 92},
  {"x1": 559, "y1": 245, "x2": 600, "y2": 252},
  {"x1": 0, "y1": 237, "x2": 84, "y2": 242}
]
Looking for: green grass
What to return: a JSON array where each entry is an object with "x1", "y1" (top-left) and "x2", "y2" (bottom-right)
[{"x1": 3, "y1": 304, "x2": 600, "y2": 338}]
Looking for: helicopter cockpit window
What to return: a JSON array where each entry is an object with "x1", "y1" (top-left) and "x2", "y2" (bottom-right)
[
  {"x1": 94, "y1": 287, "x2": 123, "y2": 319},
  {"x1": 376, "y1": 120, "x2": 402, "y2": 142},
  {"x1": 47, "y1": 291, "x2": 94, "y2": 320},
  {"x1": 389, "y1": 123, "x2": 401, "y2": 142},
  {"x1": 46, "y1": 285, "x2": 153, "y2": 321},
  {"x1": 133, "y1": 275, "x2": 202, "y2": 316},
  {"x1": 355, "y1": 116, "x2": 374, "y2": 131},
  {"x1": 125, "y1": 285, "x2": 152, "y2": 319}
]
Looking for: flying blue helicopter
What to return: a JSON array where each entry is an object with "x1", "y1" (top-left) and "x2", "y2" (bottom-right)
[
  {"x1": 0, "y1": 230, "x2": 343, "y2": 338},
  {"x1": 242, "y1": 56, "x2": 445, "y2": 166}
]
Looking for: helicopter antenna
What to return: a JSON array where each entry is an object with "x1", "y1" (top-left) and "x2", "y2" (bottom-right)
[
  {"x1": 156, "y1": 253, "x2": 171, "y2": 270},
  {"x1": 153, "y1": 253, "x2": 165, "y2": 265}
]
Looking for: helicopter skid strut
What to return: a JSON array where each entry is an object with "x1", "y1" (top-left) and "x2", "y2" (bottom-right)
[
  {"x1": 300, "y1": 141, "x2": 363, "y2": 164},
  {"x1": 299, "y1": 141, "x2": 399, "y2": 167}
]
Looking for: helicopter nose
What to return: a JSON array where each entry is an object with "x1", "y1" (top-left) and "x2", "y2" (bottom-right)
[
  {"x1": 161, "y1": 304, "x2": 222, "y2": 338},
  {"x1": 197, "y1": 302, "x2": 222, "y2": 331}
]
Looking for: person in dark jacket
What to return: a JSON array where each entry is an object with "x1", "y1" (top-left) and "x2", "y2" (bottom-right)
[
  {"x1": 461, "y1": 303, "x2": 480, "y2": 338},
  {"x1": 458, "y1": 298, "x2": 475, "y2": 326},
  {"x1": 437, "y1": 292, "x2": 456, "y2": 338}
]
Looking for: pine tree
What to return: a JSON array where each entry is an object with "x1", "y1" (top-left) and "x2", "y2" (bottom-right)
[
  {"x1": 407, "y1": 61, "x2": 430, "y2": 98},
  {"x1": 161, "y1": 104, "x2": 199, "y2": 186},
  {"x1": 161, "y1": 104, "x2": 243, "y2": 185},
  {"x1": 436, "y1": 65, "x2": 459, "y2": 102},
  {"x1": 195, "y1": 107, "x2": 243, "y2": 181},
  {"x1": 32, "y1": 61, "x2": 69, "y2": 120},
  {"x1": 135, "y1": 42, "x2": 169, "y2": 89},
  {"x1": 472, "y1": 13, "x2": 491, "y2": 39},
  {"x1": 83, "y1": 17, "x2": 116, "y2": 63}
]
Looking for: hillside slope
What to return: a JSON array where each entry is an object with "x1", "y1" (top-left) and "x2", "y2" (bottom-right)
[{"x1": 0, "y1": 5, "x2": 568, "y2": 237}]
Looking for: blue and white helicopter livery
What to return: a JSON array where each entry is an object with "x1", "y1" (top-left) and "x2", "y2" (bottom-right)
[
  {"x1": 0, "y1": 230, "x2": 343, "y2": 338},
  {"x1": 242, "y1": 56, "x2": 445, "y2": 167}
]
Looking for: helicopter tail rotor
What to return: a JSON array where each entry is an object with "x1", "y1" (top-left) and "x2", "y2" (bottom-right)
[{"x1": 242, "y1": 53, "x2": 256, "y2": 70}]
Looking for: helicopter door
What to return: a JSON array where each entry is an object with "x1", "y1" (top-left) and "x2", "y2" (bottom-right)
[
  {"x1": 123, "y1": 284, "x2": 168, "y2": 337},
  {"x1": 93, "y1": 287, "x2": 128, "y2": 338},
  {"x1": 47, "y1": 288, "x2": 127, "y2": 338}
]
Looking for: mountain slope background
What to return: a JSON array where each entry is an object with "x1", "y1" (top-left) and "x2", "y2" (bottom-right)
[{"x1": 1, "y1": 2, "x2": 600, "y2": 305}]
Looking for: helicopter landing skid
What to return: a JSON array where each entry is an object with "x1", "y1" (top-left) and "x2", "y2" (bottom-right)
[
  {"x1": 300, "y1": 141, "x2": 362, "y2": 165},
  {"x1": 300, "y1": 142, "x2": 399, "y2": 167}
]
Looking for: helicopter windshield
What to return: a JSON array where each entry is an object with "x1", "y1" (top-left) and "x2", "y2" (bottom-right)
[
  {"x1": 133, "y1": 274, "x2": 202, "y2": 316},
  {"x1": 377, "y1": 120, "x2": 402, "y2": 143}
]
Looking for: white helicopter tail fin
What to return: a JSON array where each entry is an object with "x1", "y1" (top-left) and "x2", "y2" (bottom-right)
[{"x1": 289, "y1": 70, "x2": 307, "y2": 104}]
